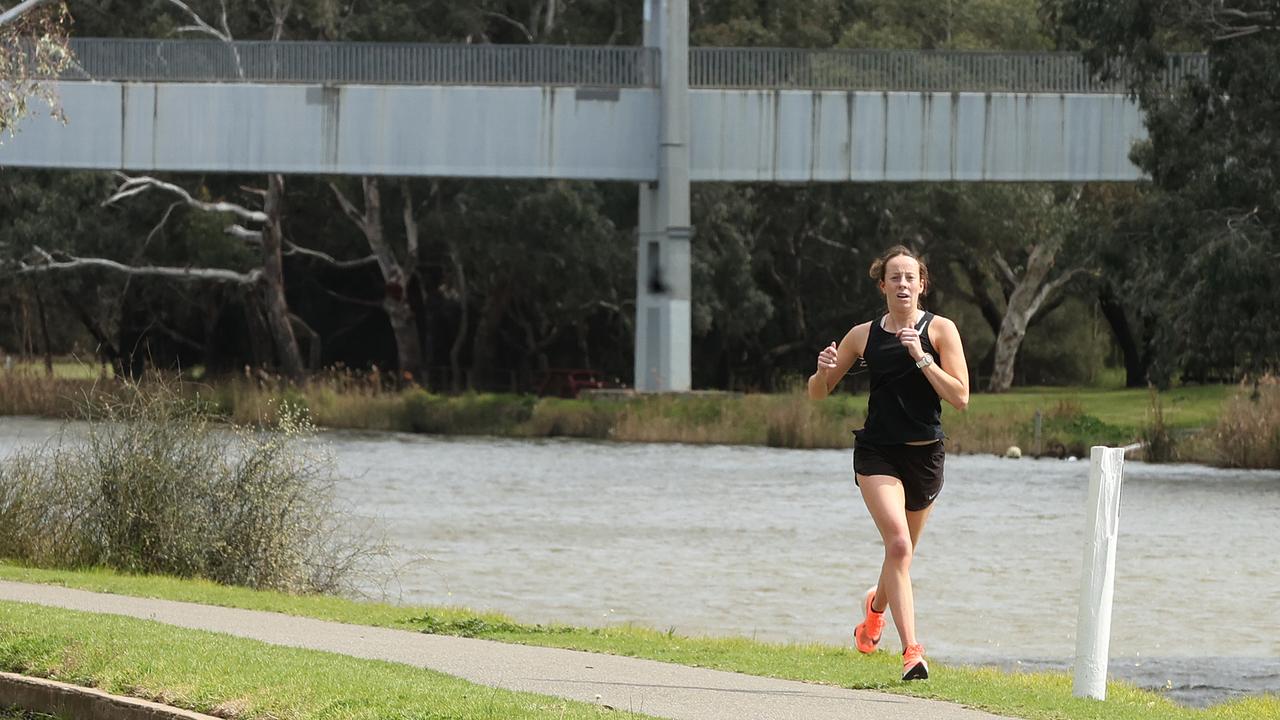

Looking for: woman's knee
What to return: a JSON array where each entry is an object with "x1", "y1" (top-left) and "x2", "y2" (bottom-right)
[{"x1": 884, "y1": 533, "x2": 913, "y2": 564}]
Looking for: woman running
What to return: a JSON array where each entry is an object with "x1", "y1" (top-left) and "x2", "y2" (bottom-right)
[{"x1": 807, "y1": 245, "x2": 970, "y2": 681}]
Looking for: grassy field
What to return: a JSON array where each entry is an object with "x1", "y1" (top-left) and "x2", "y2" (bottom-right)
[
  {"x1": 0, "y1": 563, "x2": 1274, "y2": 720},
  {"x1": 3, "y1": 360, "x2": 1269, "y2": 465},
  {"x1": 0, "y1": 600, "x2": 645, "y2": 720},
  {"x1": 1, "y1": 358, "x2": 112, "y2": 380},
  {"x1": 960, "y1": 385, "x2": 1227, "y2": 431}
]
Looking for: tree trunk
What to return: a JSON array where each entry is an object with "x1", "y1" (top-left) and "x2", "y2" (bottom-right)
[
  {"x1": 260, "y1": 173, "x2": 305, "y2": 380},
  {"x1": 289, "y1": 313, "x2": 322, "y2": 370},
  {"x1": 242, "y1": 297, "x2": 275, "y2": 371},
  {"x1": 989, "y1": 307, "x2": 1031, "y2": 393},
  {"x1": 446, "y1": 236, "x2": 469, "y2": 393},
  {"x1": 962, "y1": 262, "x2": 1005, "y2": 337},
  {"x1": 470, "y1": 284, "x2": 511, "y2": 390},
  {"x1": 987, "y1": 241, "x2": 1064, "y2": 393},
  {"x1": 331, "y1": 177, "x2": 426, "y2": 382},
  {"x1": 60, "y1": 287, "x2": 124, "y2": 376},
  {"x1": 200, "y1": 292, "x2": 224, "y2": 374},
  {"x1": 30, "y1": 280, "x2": 53, "y2": 375},
  {"x1": 1097, "y1": 285, "x2": 1150, "y2": 388},
  {"x1": 385, "y1": 297, "x2": 423, "y2": 383}
]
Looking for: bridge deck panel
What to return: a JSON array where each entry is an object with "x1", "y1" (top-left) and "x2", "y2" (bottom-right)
[{"x1": 2, "y1": 82, "x2": 1144, "y2": 182}]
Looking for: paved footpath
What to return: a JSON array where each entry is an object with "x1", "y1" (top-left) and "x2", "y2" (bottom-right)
[{"x1": 0, "y1": 581, "x2": 1011, "y2": 720}]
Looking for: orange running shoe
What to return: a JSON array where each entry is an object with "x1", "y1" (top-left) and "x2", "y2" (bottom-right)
[
  {"x1": 902, "y1": 643, "x2": 929, "y2": 681},
  {"x1": 852, "y1": 586, "x2": 885, "y2": 654}
]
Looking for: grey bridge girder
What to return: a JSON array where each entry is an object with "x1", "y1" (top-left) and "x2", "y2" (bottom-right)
[
  {"x1": 0, "y1": 82, "x2": 661, "y2": 179},
  {"x1": 693, "y1": 90, "x2": 1145, "y2": 182},
  {"x1": 0, "y1": 81, "x2": 1145, "y2": 183}
]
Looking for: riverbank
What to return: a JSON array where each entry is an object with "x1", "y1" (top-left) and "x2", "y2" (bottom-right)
[
  {"x1": 0, "y1": 563, "x2": 1274, "y2": 720},
  {"x1": 3, "y1": 368, "x2": 1275, "y2": 467}
]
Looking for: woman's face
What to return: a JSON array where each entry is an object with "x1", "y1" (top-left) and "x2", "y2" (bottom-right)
[{"x1": 880, "y1": 255, "x2": 923, "y2": 311}]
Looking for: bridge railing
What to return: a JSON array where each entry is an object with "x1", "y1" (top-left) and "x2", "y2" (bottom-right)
[
  {"x1": 690, "y1": 47, "x2": 1208, "y2": 93},
  {"x1": 63, "y1": 38, "x2": 660, "y2": 87},
  {"x1": 60, "y1": 38, "x2": 1207, "y2": 93}
]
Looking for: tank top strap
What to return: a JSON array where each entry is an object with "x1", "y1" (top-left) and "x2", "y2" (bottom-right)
[{"x1": 915, "y1": 311, "x2": 935, "y2": 334}]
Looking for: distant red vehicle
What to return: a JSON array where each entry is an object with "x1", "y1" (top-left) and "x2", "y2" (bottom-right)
[{"x1": 537, "y1": 368, "x2": 616, "y2": 398}]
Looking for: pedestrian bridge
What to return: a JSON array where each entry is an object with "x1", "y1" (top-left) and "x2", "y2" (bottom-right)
[
  {"x1": 1, "y1": 39, "x2": 1206, "y2": 182},
  {"x1": 1, "y1": 35, "x2": 1207, "y2": 393}
]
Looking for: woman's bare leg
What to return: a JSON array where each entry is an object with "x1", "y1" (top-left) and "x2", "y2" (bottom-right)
[{"x1": 858, "y1": 474, "x2": 930, "y2": 650}]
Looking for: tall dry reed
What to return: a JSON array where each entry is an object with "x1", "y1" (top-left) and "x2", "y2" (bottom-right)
[
  {"x1": 1209, "y1": 378, "x2": 1280, "y2": 469},
  {"x1": 0, "y1": 372, "x2": 109, "y2": 417}
]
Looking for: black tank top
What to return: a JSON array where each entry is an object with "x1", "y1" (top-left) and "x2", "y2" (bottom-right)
[{"x1": 854, "y1": 312, "x2": 945, "y2": 445}]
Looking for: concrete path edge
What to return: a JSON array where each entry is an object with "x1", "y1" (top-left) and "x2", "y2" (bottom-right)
[{"x1": 0, "y1": 670, "x2": 222, "y2": 720}]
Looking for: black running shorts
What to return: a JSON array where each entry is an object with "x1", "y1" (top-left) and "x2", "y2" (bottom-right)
[{"x1": 853, "y1": 440, "x2": 945, "y2": 511}]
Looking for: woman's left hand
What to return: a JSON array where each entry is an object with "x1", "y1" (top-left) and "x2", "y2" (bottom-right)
[{"x1": 896, "y1": 327, "x2": 924, "y2": 362}]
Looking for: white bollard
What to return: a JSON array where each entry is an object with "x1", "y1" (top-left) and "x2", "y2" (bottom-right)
[{"x1": 1073, "y1": 445, "x2": 1127, "y2": 700}]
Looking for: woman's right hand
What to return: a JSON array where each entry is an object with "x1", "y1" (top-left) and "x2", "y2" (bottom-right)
[{"x1": 816, "y1": 341, "x2": 838, "y2": 376}]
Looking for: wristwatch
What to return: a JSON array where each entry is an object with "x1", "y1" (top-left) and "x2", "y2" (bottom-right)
[{"x1": 915, "y1": 353, "x2": 934, "y2": 369}]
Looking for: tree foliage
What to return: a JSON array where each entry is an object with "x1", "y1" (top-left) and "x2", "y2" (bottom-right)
[
  {"x1": 1052, "y1": 0, "x2": 1280, "y2": 382},
  {"x1": 0, "y1": 0, "x2": 72, "y2": 139}
]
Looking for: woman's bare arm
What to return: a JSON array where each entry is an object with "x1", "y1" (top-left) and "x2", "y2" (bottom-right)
[
  {"x1": 920, "y1": 316, "x2": 969, "y2": 411},
  {"x1": 808, "y1": 323, "x2": 869, "y2": 400}
]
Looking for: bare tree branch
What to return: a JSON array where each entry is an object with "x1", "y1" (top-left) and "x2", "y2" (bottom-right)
[
  {"x1": 105, "y1": 175, "x2": 268, "y2": 224},
  {"x1": 17, "y1": 246, "x2": 263, "y2": 284},
  {"x1": 1027, "y1": 266, "x2": 1088, "y2": 320},
  {"x1": 161, "y1": 0, "x2": 244, "y2": 78},
  {"x1": 993, "y1": 251, "x2": 1018, "y2": 287},
  {"x1": 141, "y1": 201, "x2": 183, "y2": 254},
  {"x1": 226, "y1": 224, "x2": 263, "y2": 242},
  {"x1": 809, "y1": 233, "x2": 860, "y2": 255},
  {"x1": 401, "y1": 179, "x2": 420, "y2": 268},
  {"x1": 162, "y1": 0, "x2": 231, "y2": 41},
  {"x1": 328, "y1": 181, "x2": 368, "y2": 232},
  {"x1": 284, "y1": 240, "x2": 378, "y2": 269},
  {"x1": 481, "y1": 10, "x2": 535, "y2": 42},
  {"x1": 544, "y1": 0, "x2": 558, "y2": 36},
  {"x1": 218, "y1": 0, "x2": 233, "y2": 41},
  {"x1": 229, "y1": 221, "x2": 378, "y2": 269},
  {"x1": 268, "y1": 0, "x2": 293, "y2": 41}
]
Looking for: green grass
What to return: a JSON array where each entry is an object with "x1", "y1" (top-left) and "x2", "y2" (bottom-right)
[
  {"x1": 0, "y1": 601, "x2": 645, "y2": 720},
  {"x1": 958, "y1": 385, "x2": 1229, "y2": 432},
  {"x1": 0, "y1": 563, "x2": 1273, "y2": 720},
  {"x1": 2, "y1": 359, "x2": 111, "y2": 380}
]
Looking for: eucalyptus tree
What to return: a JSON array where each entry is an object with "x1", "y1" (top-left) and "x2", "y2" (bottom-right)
[
  {"x1": 1048, "y1": 0, "x2": 1280, "y2": 382},
  {"x1": 0, "y1": 0, "x2": 72, "y2": 140},
  {"x1": 904, "y1": 184, "x2": 1091, "y2": 392}
]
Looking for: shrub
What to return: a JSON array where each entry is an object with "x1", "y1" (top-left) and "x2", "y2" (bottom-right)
[
  {"x1": 400, "y1": 390, "x2": 536, "y2": 435},
  {"x1": 524, "y1": 398, "x2": 618, "y2": 438},
  {"x1": 0, "y1": 380, "x2": 382, "y2": 593}
]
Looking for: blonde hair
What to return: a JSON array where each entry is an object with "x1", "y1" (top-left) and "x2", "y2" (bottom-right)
[{"x1": 869, "y1": 245, "x2": 929, "y2": 296}]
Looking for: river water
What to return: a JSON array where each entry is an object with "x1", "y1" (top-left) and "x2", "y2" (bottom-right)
[{"x1": 2, "y1": 417, "x2": 1278, "y2": 707}]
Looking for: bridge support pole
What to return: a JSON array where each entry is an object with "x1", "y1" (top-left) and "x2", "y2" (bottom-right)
[{"x1": 634, "y1": 0, "x2": 691, "y2": 392}]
